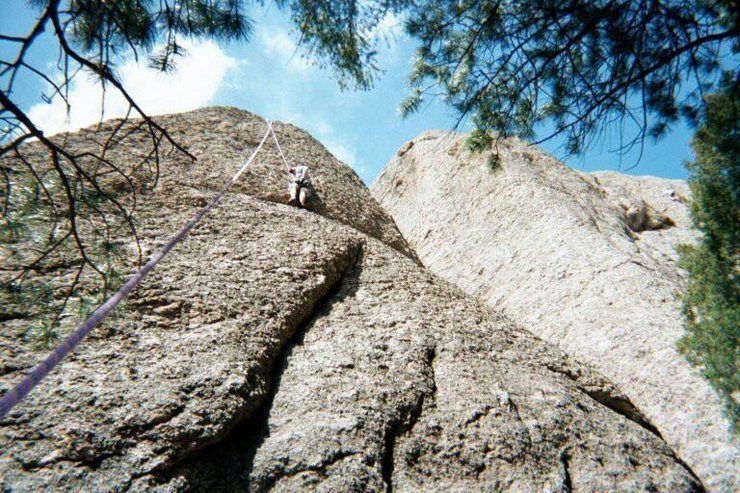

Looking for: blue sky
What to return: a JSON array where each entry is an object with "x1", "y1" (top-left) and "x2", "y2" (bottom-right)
[{"x1": 3, "y1": 2, "x2": 698, "y2": 184}]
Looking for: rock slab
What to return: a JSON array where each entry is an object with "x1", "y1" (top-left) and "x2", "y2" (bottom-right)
[
  {"x1": 372, "y1": 130, "x2": 738, "y2": 491},
  {"x1": 0, "y1": 110, "x2": 704, "y2": 491}
]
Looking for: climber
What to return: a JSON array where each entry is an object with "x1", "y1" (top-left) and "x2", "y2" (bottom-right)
[{"x1": 288, "y1": 163, "x2": 312, "y2": 207}]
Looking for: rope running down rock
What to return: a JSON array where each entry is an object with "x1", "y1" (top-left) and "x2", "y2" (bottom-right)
[
  {"x1": 0, "y1": 120, "x2": 275, "y2": 419},
  {"x1": 270, "y1": 122, "x2": 292, "y2": 173}
]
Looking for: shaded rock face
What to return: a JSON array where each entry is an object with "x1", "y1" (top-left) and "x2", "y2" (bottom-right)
[
  {"x1": 372, "y1": 130, "x2": 738, "y2": 492},
  {"x1": 0, "y1": 109, "x2": 701, "y2": 491}
]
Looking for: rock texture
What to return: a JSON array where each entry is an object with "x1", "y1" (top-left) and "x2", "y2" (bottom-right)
[
  {"x1": 152, "y1": 236, "x2": 699, "y2": 493},
  {"x1": 0, "y1": 109, "x2": 702, "y2": 491},
  {"x1": 372, "y1": 130, "x2": 738, "y2": 491}
]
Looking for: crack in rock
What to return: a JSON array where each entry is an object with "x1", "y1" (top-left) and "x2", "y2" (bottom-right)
[
  {"x1": 545, "y1": 362, "x2": 660, "y2": 437},
  {"x1": 128, "y1": 243, "x2": 366, "y2": 492},
  {"x1": 560, "y1": 449, "x2": 573, "y2": 493},
  {"x1": 381, "y1": 345, "x2": 437, "y2": 492}
]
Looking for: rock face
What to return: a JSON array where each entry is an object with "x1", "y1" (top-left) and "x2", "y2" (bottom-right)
[
  {"x1": 0, "y1": 109, "x2": 702, "y2": 491},
  {"x1": 372, "y1": 130, "x2": 738, "y2": 491}
]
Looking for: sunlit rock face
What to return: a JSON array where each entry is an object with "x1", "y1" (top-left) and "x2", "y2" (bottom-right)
[
  {"x1": 0, "y1": 109, "x2": 703, "y2": 491},
  {"x1": 372, "y1": 130, "x2": 737, "y2": 492}
]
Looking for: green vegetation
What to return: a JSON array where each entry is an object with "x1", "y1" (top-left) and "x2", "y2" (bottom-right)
[
  {"x1": 2, "y1": 1, "x2": 248, "y2": 343},
  {"x1": 463, "y1": 130, "x2": 503, "y2": 172},
  {"x1": 393, "y1": 0, "x2": 739, "y2": 152},
  {"x1": 0, "y1": 168, "x2": 129, "y2": 347},
  {"x1": 465, "y1": 129, "x2": 494, "y2": 153},
  {"x1": 677, "y1": 78, "x2": 739, "y2": 431}
]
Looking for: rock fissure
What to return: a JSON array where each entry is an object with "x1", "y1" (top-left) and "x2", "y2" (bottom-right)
[
  {"x1": 243, "y1": 243, "x2": 367, "y2": 491},
  {"x1": 544, "y1": 366, "x2": 708, "y2": 489},
  {"x1": 0, "y1": 312, "x2": 31, "y2": 322},
  {"x1": 380, "y1": 420, "x2": 399, "y2": 492},
  {"x1": 120, "y1": 240, "x2": 365, "y2": 492},
  {"x1": 15, "y1": 448, "x2": 121, "y2": 475},
  {"x1": 560, "y1": 449, "x2": 573, "y2": 493},
  {"x1": 381, "y1": 344, "x2": 437, "y2": 493},
  {"x1": 544, "y1": 363, "x2": 661, "y2": 438},
  {"x1": 134, "y1": 241, "x2": 368, "y2": 491},
  {"x1": 119, "y1": 404, "x2": 187, "y2": 441}
]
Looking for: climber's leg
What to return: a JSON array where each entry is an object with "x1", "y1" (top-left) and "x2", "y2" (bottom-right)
[
  {"x1": 298, "y1": 186, "x2": 310, "y2": 207},
  {"x1": 288, "y1": 182, "x2": 299, "y2": 205}
]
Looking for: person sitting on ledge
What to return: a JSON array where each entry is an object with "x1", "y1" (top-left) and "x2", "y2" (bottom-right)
[{"x1": 288, "y1": 163, "x2": 312, "y2": 208}]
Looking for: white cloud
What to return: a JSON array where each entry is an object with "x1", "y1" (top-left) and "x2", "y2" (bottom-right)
[
  {"x1": 309, "y1": 118, "x2": 362, "y2": 173},
  {"x1": 258, "y1": 28, "x2": 311, "y2": 73},
  {"x1": 27, "y1": 39, "x2": 236, "y2": 136},
  {"x1": 314, "y1": 119, "x2": 334, "y2": 135},
  {"x1": 322, "y1": 136, "x2": 361, "y2": 172},
  {"x1": 371, "y1": 12, "x2": 405, "y2": 42},
  {"x1": 256, "y1": 14, "x2": 404, "y2": 76}
]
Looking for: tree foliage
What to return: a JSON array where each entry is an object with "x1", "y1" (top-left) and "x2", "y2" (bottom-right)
[
  {"x1": 1, "y1": 1, "x2": 250, "y2": 342},
  {"x1": 288, "y1": 1, "x2": 738, "y2": 151},
  {"x1": 678, "y1": 76, "x2": 739, "y2": 430},
  {"x1": 276, "y1": 0, "x2": 413, "y2": 89},
  {"x1": 400, "y1": 0, "x2": 738, "y2": 152}
]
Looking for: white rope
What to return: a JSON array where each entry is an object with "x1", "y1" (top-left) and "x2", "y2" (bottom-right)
[
  {"x1": 0, "y1": 119, "x2": 274, "y2": 419},
  {"x1": 269, "y1": 123, "x2": 292, "y2": 173},
  {"x1": 233, "y1": 120, "x2": 273, "y2": 183}
]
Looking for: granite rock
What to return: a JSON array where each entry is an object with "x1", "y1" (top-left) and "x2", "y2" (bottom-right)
[
  {"x1": 372, "y1": 130, "x2": 737, "y2": 491},
  {"x1": 0, "y1": 110, "x2": 704, "y2": 491}
]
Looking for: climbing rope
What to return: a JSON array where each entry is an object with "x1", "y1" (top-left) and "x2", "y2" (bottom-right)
[
  {"x1": 269, "y1": 123, "x2": 292, "y2": 173},
  {"x1": 0, "y1": 120, "x2": 275, "y2": 419}
]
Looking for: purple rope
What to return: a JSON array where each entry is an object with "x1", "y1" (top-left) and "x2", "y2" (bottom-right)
[{"x1": 0, "y1": 121, "x2": 273, "y2": 419}]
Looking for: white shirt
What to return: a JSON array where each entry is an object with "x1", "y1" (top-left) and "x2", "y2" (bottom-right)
[{"x1": 291, "y1": 165, "x2": 311, "y2": 184}]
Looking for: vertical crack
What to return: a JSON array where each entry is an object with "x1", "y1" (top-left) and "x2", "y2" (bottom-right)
[
  {"x1": 560, "y1": 449, "x2": 572, "y2": 493},
  {"x1": 134, "y1": 242, "x2": 365, "y2": 491},
  {"x1": 381, "y1": 421, "x2": 399, "y2": 492},
  {"x1": 242, "y1": 244, "x2": 366, "y2": 492},
  {"x1": 381, "y1": 345, "x2": 437, "y2": 492}
]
